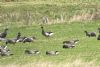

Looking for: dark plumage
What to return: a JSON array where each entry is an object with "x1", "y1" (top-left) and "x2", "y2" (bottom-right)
[
  {"x1": 84, "y1": 31, "x2": 96, "y2": 37},
  {"x1": 98, "y1": 28, "x2": 100, "y2": 33},
  {"x1": 0, "y1": 28, "x2": 8, "y2": 38},
  {"x1": 23, "y1": 36, "x2": 36, "y2": 43},
  {"x1": 16, "y1": 32, "x2": 26, "y2": 42},
  {"x1": 41, "y1": 26, "x2": 54, "y2": 37},
  {"x1": 5, "y1": 32, "x2": 21, "y2": 45},
  {"x1": 46, "y1": 51, "x2": 59, "y2": 55},
  {"x1": 97, "y1": 34, "x2": 100, "y2": 40},
  {"x1": 5, "y1": 39, "x2": 16, "y2": 45},
  {"x1": 25, "y1": 49, "x2": 40, "y2": 54},
  {"x1": 63, "y1": 40, "x2": 79, "y2": 48}
]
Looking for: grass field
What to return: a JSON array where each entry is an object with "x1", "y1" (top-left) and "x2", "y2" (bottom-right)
[
  {"x1": 0, "y1": 0, "x2": 100, "y2": 67},
  {"x1": 0, "y1": 21, "x2": 100, "y2": 67}
]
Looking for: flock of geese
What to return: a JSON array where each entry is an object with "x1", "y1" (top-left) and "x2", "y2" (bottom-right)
[{"x1": 0, "y1": 26, "x2": 100, "y2": 56}]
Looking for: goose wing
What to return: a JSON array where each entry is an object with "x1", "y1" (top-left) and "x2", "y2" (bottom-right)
[{"x1": 45, "y1": 32, "x2": 54, "y2": 36}]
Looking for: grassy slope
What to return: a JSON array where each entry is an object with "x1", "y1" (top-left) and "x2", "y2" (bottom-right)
[{"x1": 0, "y1": 21, "x2": 100, "y2": 65}]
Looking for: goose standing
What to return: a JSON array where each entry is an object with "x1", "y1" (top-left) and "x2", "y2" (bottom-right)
[
  {"x1": 41, "y1": 26, "x2": 54, "y2": 37},
  {"x1": 84, "y1": 31, "x2": 96, "y2": 37},
  {"x1": 0, "y1": 28, "x2": 8, "y2": 38}
]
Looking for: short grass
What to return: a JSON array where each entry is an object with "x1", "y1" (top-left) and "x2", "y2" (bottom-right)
[{"x1": 0, "y1": 21, "x2": 100, "y2": 66}]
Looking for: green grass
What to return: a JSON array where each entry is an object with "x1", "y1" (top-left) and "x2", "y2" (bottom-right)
[
  {"x1": 0, "y1": 21, "x2": 100, "y2": 65},
  {"x1": 0, "y1": 0, "x2": 100, "y2": 66}
]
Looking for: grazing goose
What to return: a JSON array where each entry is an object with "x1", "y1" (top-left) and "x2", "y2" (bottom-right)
[
  {"x1": 41, "y1": 26, "x2": 54, "y2": 37},
  {"x1": 25, "y1": 49, "x2": 40, "y2": 54},
  {"x1": 46, "y1": 51, "x2": 59, "y2": 55},
  {"x1": 0, "y1": 28, "x2": 8, "y2": 38},
  {"x1": 16, "y1": 32, "x2": 26, "y2": 42},
  {"x1": 23, "y1": 36, "x2": 36, "y2": 43},
  {"x1": 84, "y1": 31, "x2": 96, "y2": 37},
  {"x1": 5, "y1": 32, "x2": 21, "y2": 45},
  {"x1": 63, "y1": 40, "x2": 79, "y2": 48}
]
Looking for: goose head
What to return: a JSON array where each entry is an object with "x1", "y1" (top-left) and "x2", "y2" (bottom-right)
[
  {"x1": 84, "y1": 31, "x2": 87, "y2": 33},
  {"x1": 41, "y1": 26, "x2": 43, "y2": 29},
  {"x1": 5, "y1": 28, "x2": 8, "y2": 31},
  {"x1": 18, "y1": 32, "x2": 21, "y2": 35}
]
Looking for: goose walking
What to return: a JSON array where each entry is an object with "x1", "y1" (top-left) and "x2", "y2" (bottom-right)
[
  {"x1": 41, "y1": 26, "x2": 54, "y2": 37},
  {"x1": 84, "y1": 31, "x2": 96, "y2": 37}
]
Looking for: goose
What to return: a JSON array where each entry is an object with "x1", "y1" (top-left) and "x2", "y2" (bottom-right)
[
  {"x1": 46, "y1": 51, "x2": 59, "y2": 55},
  {"x1": 23, "y1": 36, "x2": 36, "y2": 43},
  {"x1": 97, "y1": 34, "x2": 100, "y2": 40},
  {"x1": 16, "y1": 32, "x2": 26, "y2": 42},
  {"x1": 63, "y1": 40, "x2": 79, "y2": 48},
  {"x1": 98, "y1": 28, "x2": 100, "y2": 33},
  {"x1": 5, "y1": 39, "x2": 16, "y2": 45},
  {"x1": 0, "y1": 28, "x2": 8, "y2": 38},
  {"x1": 25, "y1": 49, "x2": 40, "y2": 54},
  {"x1": 84, "y1": 31, "x2": 96, "y2": 37},
  {"x1": 5, "y1": 32, "x2": 21, "y2": 45},
  {"x1": 0, "y1": 45, "x2": 13, "y2": 56},
  {"x1": 41, "y1": 26, "x2": 54, "y2": 37}
]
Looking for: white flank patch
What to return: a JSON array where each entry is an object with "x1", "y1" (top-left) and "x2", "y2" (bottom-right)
[{"x1": 49, "y1": 33, "x2": 54, "y2": 36}]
